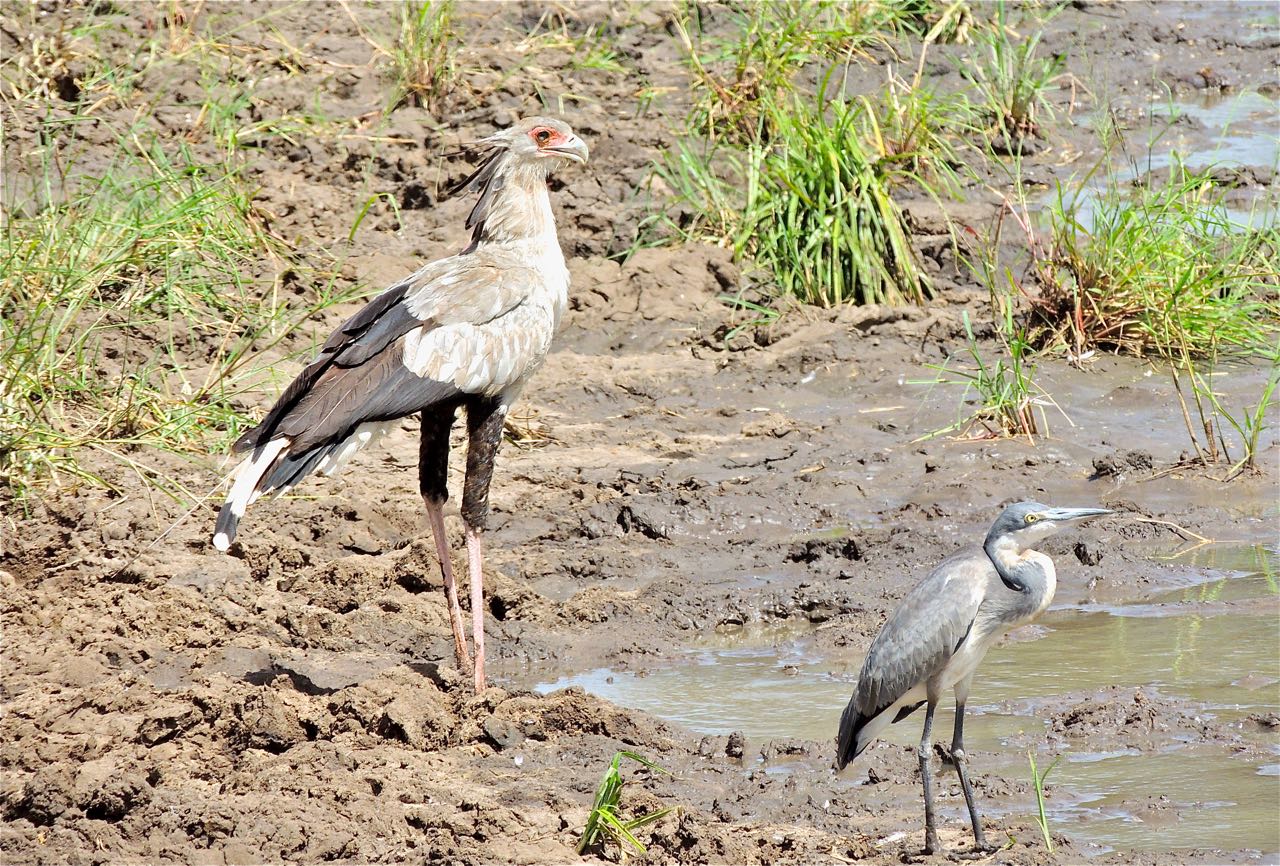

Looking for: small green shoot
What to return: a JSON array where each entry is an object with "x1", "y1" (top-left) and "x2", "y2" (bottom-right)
[
  {"x1": 858, "y1": 71, "x2": 972, "y2": 192},
  {"x1": 571, "y1": 24, "x2": 627, "y2": 74},
  {"x1": 718, "y1": 294, "x2": 781, "y2": 347},
  {"x1": 1028, "y1": 750, "x2": 1061, "y2": 853},
  {"x1": 577, "y1": 750, "x2": 675, "y2": 859},
  {"x1": 916, "y1": 311, "x2": 1063, "y2": 443},
  {"x1": 349, "y1": 192, "x2": 404, "y2": 241}
]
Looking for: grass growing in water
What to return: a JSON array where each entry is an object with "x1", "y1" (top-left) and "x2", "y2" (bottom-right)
[
  {"x1": 1167, "y1": 344, "x2": 1280, "y2": 479},
  {"x1": 1032, "y1": 159, "x2": 1278, "y2": 358},
  {"x1": 577, "y1": 751, "x2": 675, "y2": 859},
  {"x1": 1028, "y1": 750, "x2": 1061, "y2": 853}
]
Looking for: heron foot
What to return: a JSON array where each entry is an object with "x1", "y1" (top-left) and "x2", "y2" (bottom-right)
[{"x1": 922, "y1": 834, "x2": 944, "y2": 857}]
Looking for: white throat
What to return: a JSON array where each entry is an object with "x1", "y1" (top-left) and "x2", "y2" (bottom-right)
[{"x1": 481, "y1": 161, "x2": 558, "y2": 244}]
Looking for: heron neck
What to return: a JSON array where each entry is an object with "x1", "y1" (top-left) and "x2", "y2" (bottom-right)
[{"x1": 983, "y1": 534, "x2": 1041, "y2": 594}]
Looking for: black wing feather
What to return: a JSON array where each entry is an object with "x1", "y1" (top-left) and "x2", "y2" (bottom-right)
[
  {"x1": 237, "y1": 142, "x2": 516, "y2": 458},
  {"x1": 234, "y1": 283, "x2": 416, "y2": 454},
  {"x1": 278, "y1": 348, "x2": 456, "y2": 451}
]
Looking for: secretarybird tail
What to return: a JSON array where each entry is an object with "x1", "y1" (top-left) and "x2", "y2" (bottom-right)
[{"x1": 212, "y1": 437, "x2": 291, "y2": 551}]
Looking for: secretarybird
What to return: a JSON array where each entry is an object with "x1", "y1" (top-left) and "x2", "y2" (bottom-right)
[{"x1": 212, "y1": 117, "x2": 588, "y2": 692}]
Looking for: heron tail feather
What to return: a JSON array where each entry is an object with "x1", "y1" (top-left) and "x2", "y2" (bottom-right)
[{"x1": 835, "y1": 698, "x2": 867, "y2": 770}]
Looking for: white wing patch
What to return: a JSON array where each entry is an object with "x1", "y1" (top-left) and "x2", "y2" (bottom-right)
[
  {"x1": 316, "y1": 420, "x2": 396, "y2": 477},
  {"x1": 214, "y1": 437, "x2": 290, "y2": 551},
  {"x1": 400, "y1": 310, "x2": 552, "y2": 395}
]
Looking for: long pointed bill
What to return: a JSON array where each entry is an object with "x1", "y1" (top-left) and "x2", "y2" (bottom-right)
[{"x1": 1044, "y1": 507, "x2": 1112, "y2": 522}]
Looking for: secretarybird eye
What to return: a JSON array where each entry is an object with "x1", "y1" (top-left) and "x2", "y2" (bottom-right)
[{"x1": 533, "y1": 128, "x2": 553, "y2": 144}]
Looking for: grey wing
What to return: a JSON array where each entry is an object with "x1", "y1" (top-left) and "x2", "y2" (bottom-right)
[
  {"x1": 213, "y1": 254, "x2": 542, "y2": 550},
  {"x1": 235, "y1": 253, "x2": 538, "y2": 456},
  {"x1": 853, "y1": 549, "x2": 989, "y2": 719}
]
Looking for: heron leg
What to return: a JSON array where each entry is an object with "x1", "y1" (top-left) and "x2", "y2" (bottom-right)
[
  {"x1": 462, "y1": 399, "x2": 506, "y2": 693},
  {"x1": 952, "y1": 701, "x2": 992, "y2": 853},
  {"x1": 419, "y1": 408, "x2": 471, "y2": 673},
  {"x1": 919, "y1": 699, "x2": 943, "y2": 856}
]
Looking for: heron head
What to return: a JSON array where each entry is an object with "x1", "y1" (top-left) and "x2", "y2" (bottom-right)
[
  {"x1": 485, "y1": 116, "x2": 589, "y2": 167},
  {"x1": 987, "y1": 500, "x2": 1111, "y2": 549}
]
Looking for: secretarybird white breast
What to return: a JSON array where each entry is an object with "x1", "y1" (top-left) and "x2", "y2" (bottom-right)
[{"x1": 212, "y1": 117, "x2": 588, "y2": 692}]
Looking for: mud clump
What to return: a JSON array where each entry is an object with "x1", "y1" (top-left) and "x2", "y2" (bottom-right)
[{"x1": 1091, "y1": 449, "x2": 1155, "y2": 478}]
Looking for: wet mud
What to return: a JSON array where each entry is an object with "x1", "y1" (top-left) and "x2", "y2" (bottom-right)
[{"x1": 2, "y1": 2, "x2": 1278, "y2": 864}]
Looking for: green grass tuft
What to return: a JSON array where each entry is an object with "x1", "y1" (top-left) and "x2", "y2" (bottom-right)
[
  {"x1": 735, "y1": 82, "x2": 932, "y2": 307},
  {"x1": 0, "y1": 129, "x2": 354, "y2": 501},
  {"x1": 390, "y1": 0, "x2": 457, "y2": 111},
  {"x1": 676, "y1": 0, "x2": 918, "y2": 146},
  {"x1": 916, "y1": 310, "x2": 1058, "y2": 442},
  {"x1": 577, "y1": 750, "x2": 675, "y2": 859},
  {"x1": 961, "y1": 3, "x2": 1064, "y2": 146},
  {"x1": 1031, "y1": 159, "x2": 1279, "y2": 359}
]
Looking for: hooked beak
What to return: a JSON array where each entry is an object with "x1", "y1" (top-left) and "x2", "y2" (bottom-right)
[
  {"x1": 546, "y1": 135, "x2": 589, "y2": 165},
  {"x1": 1043, "y1": 507, "x2": 1112, "y2": 523}
]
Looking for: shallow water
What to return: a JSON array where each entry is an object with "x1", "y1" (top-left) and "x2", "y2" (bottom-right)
[
  {"x1": 1043, "y1": 89, "x2": 1279, "y2": 230},
  {"x1": 538, "y1": 544, "x2": 1280, "y2": 855}
]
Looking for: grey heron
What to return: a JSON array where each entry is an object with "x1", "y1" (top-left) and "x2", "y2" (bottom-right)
[
  {"x1": 212, "y1": 117, "x2": 588, "y2": 693},
  {"x1": 835, "y1": 501, "x2": 1110, "y2": 855}
]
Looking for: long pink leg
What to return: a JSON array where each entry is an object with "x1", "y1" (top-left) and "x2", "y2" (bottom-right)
[
  {"x1": 425, "y1": 497, "x2": 472, "y2": 672},
  {"x1": 466, "y1": 525, "x2": 486, "y2": 691}
]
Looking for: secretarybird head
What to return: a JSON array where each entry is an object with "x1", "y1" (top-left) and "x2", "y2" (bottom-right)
[{"x1": 212, "y1": 117, "x2": 588, "y2": 692}]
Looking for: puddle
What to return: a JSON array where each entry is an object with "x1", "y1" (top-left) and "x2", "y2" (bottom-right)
[
  {"x1": 537, "y1": 545, "x2": 1280, "y2": 854},
  {"x1": 1043, "y1": 89, "x2": 1279, "y2": 230},
  {"x1": 1169, "y1": 91, "x2": 1280, "y2": 133},
  {"x1": 1171, "y1": 3, "x2": 1279, "y2": 45}
]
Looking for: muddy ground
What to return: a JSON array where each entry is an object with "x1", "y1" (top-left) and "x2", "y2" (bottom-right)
[{"x1": 2, "y1": 2, "x2": 1278, "y2": 864}]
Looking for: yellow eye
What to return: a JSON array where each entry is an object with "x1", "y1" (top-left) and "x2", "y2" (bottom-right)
[{"x1": 1025, "y1": 513, "x2": 1039, "y2": 524}]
